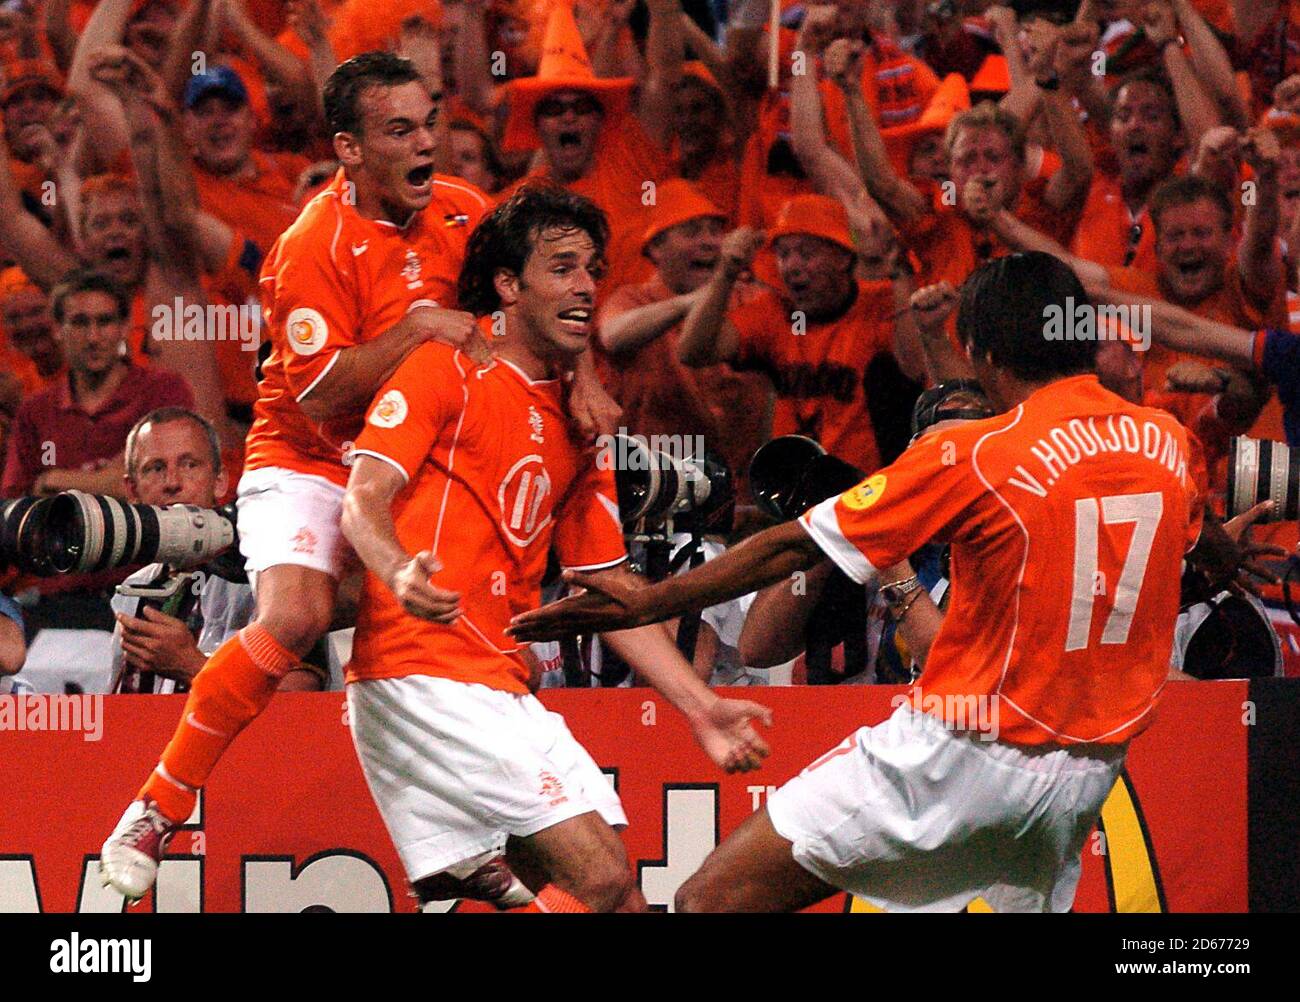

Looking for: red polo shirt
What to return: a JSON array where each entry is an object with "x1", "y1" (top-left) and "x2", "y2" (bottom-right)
[
  {"x1": 1, "y1": 363, "x2": 194, "y2": 595},
  {"x1": 1, "y1": 364, "x2": 194, "y2": 497}
]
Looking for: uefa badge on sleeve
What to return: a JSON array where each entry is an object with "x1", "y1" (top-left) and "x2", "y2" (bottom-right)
[
  {"x1": 369, "y1": 390, "x2": 409, "y2": 429},
  {"x1": 286, "y1": 307, "x2": 328, "y2": 356},
  {"x1": 841, "y1": 474, "x2": 887, "y2": 511}
]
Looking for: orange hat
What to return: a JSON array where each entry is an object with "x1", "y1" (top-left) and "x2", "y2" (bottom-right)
[
  {"x1": 0, "y1": 60, "x2": 65, "y2": 106},
  {"x1": 767, "y1": 194, "x2": 854, "y2": 254},
  {"x1": 0, "y1": 266, "x2": 40, "y2": 303},
  {"x1": 641, "y1": 179, "x2": 725, "y2": 250},
  {"x1": 969, "y1": 54, "x2": 1010, "y2": 98},
  {"x1": 882, "y1": 73, "x2": 971, "y2": 174},
  {"x1": 502, "y1": 0, "x2": 634, "y2": 153}
]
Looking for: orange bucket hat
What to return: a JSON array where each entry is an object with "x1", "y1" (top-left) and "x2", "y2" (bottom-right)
[
  {"x1": 641, "y1": 179, "x2": 726, "y2": 250},
  {"x1": 502, "y1": 0, "x2": 634, "y2": 153},
  {"x1": 767, "y1": 194, "x2": 855, "y2": 255}
]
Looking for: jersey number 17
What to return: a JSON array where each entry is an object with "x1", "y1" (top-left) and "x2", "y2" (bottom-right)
[{"x1": 1064, "y1": 492, "x2": 1163, "y2": 652}]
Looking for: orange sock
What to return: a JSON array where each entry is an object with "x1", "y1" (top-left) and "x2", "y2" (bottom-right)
[
  {"x1": 531, "y1": 885, "x2": 591, "y2": 913},
  {"x1": 139, "y1": 624, "x2": 298, "y2": 822}
]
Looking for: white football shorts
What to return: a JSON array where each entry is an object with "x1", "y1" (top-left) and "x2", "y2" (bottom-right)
[
  {"x1": 347, "y1": 674, "x2": 628, "y2": 882},
  {"x1": 235, "y1": 466, "x2": 356, "y2": 580},
  {"x1": 766, "y1": 702, "x2": 1126, "y2": 912}
]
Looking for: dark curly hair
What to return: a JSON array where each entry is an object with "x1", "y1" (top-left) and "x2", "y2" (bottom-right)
[
  {"x1": 457, "y1": 183, "x2": 610, "y2": 317},
  {"x1": 323, "y1": 51, "x2": 422, "y2": 137}
]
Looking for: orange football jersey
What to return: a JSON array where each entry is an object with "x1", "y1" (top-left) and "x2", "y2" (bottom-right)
[
  {"x1": 801, "y1": 375, "x2": 1203, "y2": 746},
  {"x1": 243, "y1": 169, "x2": 490, "y2": 485},
  {"x1": 348, "y1": 344, "x2": 627, "y2": 693}
]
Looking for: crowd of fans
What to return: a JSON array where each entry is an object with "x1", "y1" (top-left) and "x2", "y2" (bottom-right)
[{"x1": 1, "y1": 0, "x2": 1298, "y2": 693}]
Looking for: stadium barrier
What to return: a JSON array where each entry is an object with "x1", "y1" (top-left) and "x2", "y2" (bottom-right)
[{"x1": 1, "y1": 681, "x2": 1296, "y2": 913}]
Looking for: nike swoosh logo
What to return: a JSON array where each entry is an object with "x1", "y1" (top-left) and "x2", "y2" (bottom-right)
[
  {"x1": 352, "y1": 242, "x2": 369, "y2": 256},
  {"x1": 185, "y1": 713, "x2": 228, "y2": 738}
]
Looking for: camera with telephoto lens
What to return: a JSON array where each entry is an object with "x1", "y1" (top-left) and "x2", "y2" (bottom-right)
[
  {"x1": 1226, "y1": 436, "x2": 1299, "y2": 523},
  {"x1": 748, "y1": 435, "x2": 866, "y2": 521},
  {"x1": 608, "y1": 433, "x2": 733, "y2": 535},
  {"x1": 1225, "y1": 436, "x2": 1300, "y2": 629},
  {"x1": 1, "y1": 491, "x2": 238, "y2": 575}
]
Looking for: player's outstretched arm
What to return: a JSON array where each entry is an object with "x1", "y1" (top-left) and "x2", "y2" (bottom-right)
[
  {"x1": 341, "y1": 456, "x2": 463, "y2": 623},
  {"x1": 1093, "y1": 288, "x2": 1258, "y2": 367},
  {"x1": 508, "y1": 519, "x2": 824, "y2": 641},
  {"x1": 581, "y1": 567, "x2": 772, "y2": 774}
]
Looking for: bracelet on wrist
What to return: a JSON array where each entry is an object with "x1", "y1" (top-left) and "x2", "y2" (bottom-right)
[{"x1": 890, "y1": 587, "x2": 926, "y2": 623}]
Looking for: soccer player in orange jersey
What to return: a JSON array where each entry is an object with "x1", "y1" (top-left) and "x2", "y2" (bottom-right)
[
  {"x1": 340, "y1": 185, "x2": 772, "y2": 912},
  {"x1": 513, "y1": 252, "x2": 1207, "y2": 912},
  {"x1": 98, "y1": 52, "x2": 498, "y2": 900}
]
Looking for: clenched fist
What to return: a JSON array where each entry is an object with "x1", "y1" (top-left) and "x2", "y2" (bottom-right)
[
  {"x1": 910, "y1": 281, "x2": 958, "y2": 330},
  {"x1": 720, "y1": 227, "x2": 766, "y2": 278},
  {"x1": 405, "y1": 306, "x2": 490, "y2": 363}
]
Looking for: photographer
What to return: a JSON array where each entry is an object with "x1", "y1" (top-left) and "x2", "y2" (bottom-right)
[{"x1": 109, "y1": 408, "x2": 324, "y2": 694}]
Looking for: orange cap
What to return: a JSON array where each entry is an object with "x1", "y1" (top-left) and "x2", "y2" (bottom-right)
[
  {"x1": 642, "y1": 179, "x2": 725, "y2": 250},
  {"x1": 0, "y1": 60, "x2": 65, "y2": 106},
  {"x1": 502, "y1": 0, "x2": 634, "y2": 153},
  {"x1": 767, "y1": 194, "x2": 855, "y2": 254}
]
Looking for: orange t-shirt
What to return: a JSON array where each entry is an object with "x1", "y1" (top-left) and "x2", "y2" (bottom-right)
[
  {"x1": 348, "y1": 343, "x2": 627, "y2": 693},
  {"x1": 0, "y1": 345, "x2": 43, "y2": 398},
  {"x1": 1070, "y1": 168, "x2": 1159, "y2": 274},
  {"x1": 193, "y1": 150, "x2": 311, "y2": 262},
  {"x1": 729, "y1": 280, "x2": 897, "y2": 473},
  {"x1": 499, "y1": 116, "x2": 670, "y2": 295},
  {"x1": 800, "y1": 375, "x2": 1203, "y2": 745},
  {"x1": 244, "y1": 170, "x2": 490, "y2": 486},
  {"x1": 906, "y1": 168, "x2": 1079, "y2": 291},
  {"x1": 598, "y1": 275, "x2": 771, "y2": 489},
  {"x1": 1106, "y1": 260, "x2": 1289, "y2": 444}
]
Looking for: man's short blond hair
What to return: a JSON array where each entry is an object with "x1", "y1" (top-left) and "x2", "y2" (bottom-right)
[{"x1": 944, "y1": 101, "x2": 1026, "y2": 162}]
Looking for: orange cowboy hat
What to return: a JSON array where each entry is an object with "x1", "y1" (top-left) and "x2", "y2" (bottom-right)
[
  {"x1": 767, "y1": 194, "x2": 855, "y2": 255},
  {"x1": 969, "y1": 54, "x2": 1011, "y2": 99},
  {"x1": 882, "y1": 72, "x2": 971, "y2": 175},
  {"x1": 502, "y1": 0, "x2": 634, "y2": 153},
  {"x1": 641, "y1": 179, "x2": 726, "y2": 251}
]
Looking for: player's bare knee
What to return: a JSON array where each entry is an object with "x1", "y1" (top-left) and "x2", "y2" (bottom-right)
[{"x1": 255, "y1": 598, "x2": 333, "y2": 655}]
